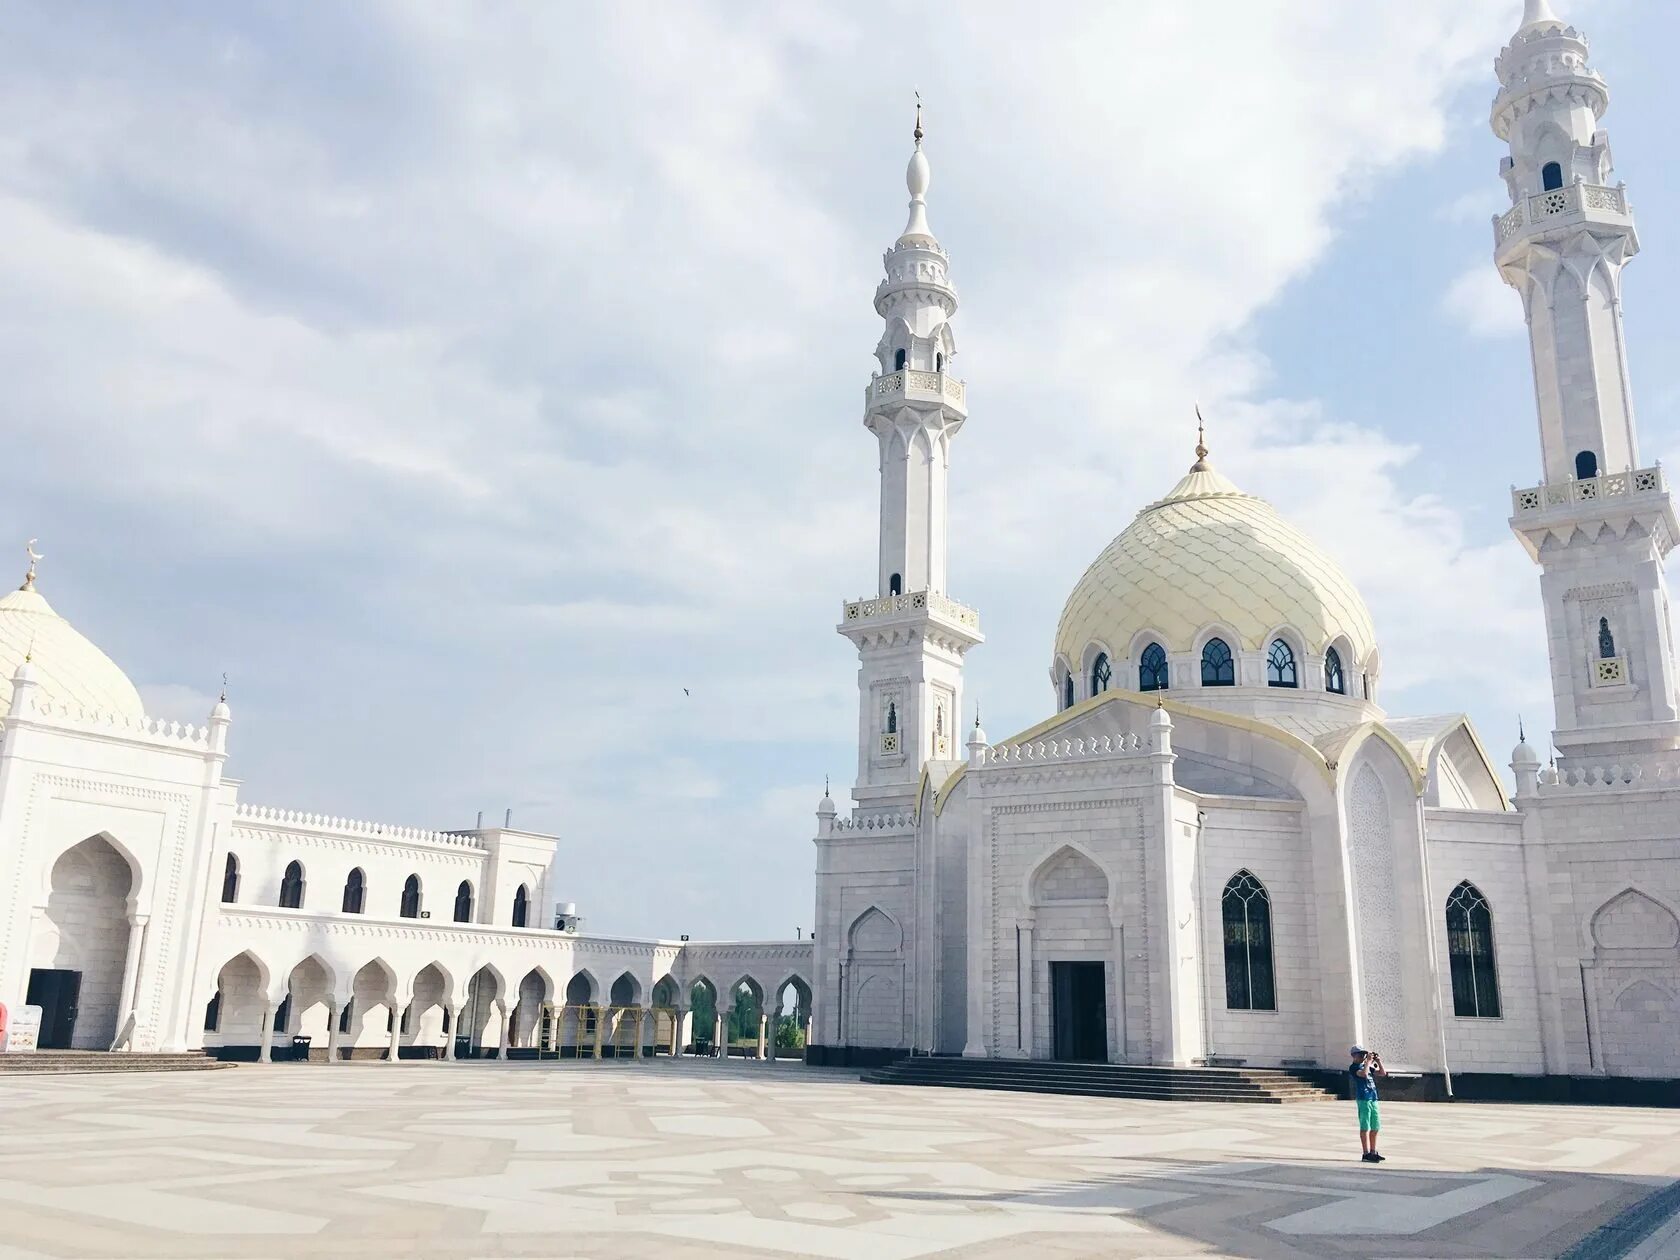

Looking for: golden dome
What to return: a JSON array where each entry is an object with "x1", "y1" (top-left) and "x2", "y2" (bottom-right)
[{"x1": 1054, "y1": 458, "x2": 1377, "y2": 674}]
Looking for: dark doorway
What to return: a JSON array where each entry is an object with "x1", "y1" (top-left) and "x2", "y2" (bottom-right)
[
  {"x1": 27, "y1": 968, "x2": 82, "y2": 1050},
  {"x1": 1050, "y1": 961, "x2": 1107, "y2": 1062}
]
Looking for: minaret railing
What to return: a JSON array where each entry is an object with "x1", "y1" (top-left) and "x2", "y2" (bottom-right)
[
  {"x1": 1511, "y1": 465, "x2": 1663, "y2": 516},
  {"x1": 1494, "y1": 181, "x2": 1629, "y2": 245}
]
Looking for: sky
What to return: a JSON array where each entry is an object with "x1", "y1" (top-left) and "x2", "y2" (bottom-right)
[{"x1": 3, "y1": 0, "x2": 1674, "y2": 939}]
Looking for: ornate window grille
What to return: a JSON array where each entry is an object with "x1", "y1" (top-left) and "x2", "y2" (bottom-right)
[
  {"x1": 1324, "y1": 646, "x2": 1346, "y2": 695},
  {"x1": 1222, "y1": 870, "x2": 1275, "y2": 1011},
  {"x1": 1446, "y1": 881, "x2": 1501, "y2": 1018},
  {"x1": 1139, "y1": 643, "x2": 1169, "y2": 692},
  {"x1": 1091, "y1": 652, "x2": 1112, "y2": 696},
  {"x1": 1599, "y1": 617, "x2": 1616, "y2": 659},
  {"x1": 1201, "y1": 638, "x2": 1235, "y2": 687},
  {"x1": 1266, "y1": 639, "x2": 1298, "y2": 688}
]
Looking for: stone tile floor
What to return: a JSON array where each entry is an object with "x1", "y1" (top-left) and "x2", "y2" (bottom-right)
[{"x1": 1, "y1": 1059, "x2": 1676, "y2": 1259}]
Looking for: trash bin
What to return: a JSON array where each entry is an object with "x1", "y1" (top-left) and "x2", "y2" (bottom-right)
[{"x1": 291, "y1": 1034, "x2": 312, "y2": 1062}]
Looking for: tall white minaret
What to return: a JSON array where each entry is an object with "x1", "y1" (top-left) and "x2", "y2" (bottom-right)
[
  {"x1": 838, "y1": 106, "x2": 983, "y2": 814},
  {"x1": 1500, "y1": 0, "x2": 1680, "y2": 762}
]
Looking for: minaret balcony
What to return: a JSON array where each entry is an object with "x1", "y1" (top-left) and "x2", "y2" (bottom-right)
[
  {"x1": 865, "y1": 369, "x2": 967, "y2": 413},
  {"x1": 842, "y1": 588, "x2": 978, "y2": 629},
  {"x1": 1509, "y1": 464, "x2": 1679, "y2": 561},
  {"x1": 1512, "y1": 464, "x2": 1663, "y2": 517},
  {"x1": 1494, "y1": 181, "x2": 1630, "y2": 248}
]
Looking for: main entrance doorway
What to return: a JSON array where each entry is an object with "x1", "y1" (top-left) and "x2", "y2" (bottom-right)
[
  {"x1": 1050, "y1": 961, "x2": 1106, "y2": 1062},
  {"x1": 26, "y1": 969, "x2": 81, "y2": 1050}
]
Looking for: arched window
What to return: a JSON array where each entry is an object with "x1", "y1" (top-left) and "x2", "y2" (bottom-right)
[
  {"x1": 454, "y1": 880, "x2": 474, "y2": 923},
  {"x1": 886, "y1": 701, "x2": 898, "y2": 734},
  {"x1": 1599, "y1": 617, "x2": 1616, "y2": 659},
  {"x1": 1266, "y1": 639, "x2": 1298, "y2": 688},
  {"x1": 204, "y1": 991, "x2": 221, "y2": 1032},
  {"x1": 1138, "y1": 643, "x2": 1169, "y2": 692},
  {"x1": 1542, "y1": 161, "x2": 1564, "y2": 191},
  {"x1": 935, "y1": 352, "x2": 944, "y2": 372},
  {"x1": 1090, "y1": 652, "x2": 1112, "y2": 696},
  {"x1": 342, "y1": 868, "x2": 366, "y2": 915},
  {"x1": 220, "y1": 853, "x2": 240, "y2": 904},
  {"x1": 1221, "y1": 871, "x2": 1275, "y2": 1011},
  {"x1": 1576, "y1": 449, "x2": 1599, "y2": 479},
  {"x1": 279, "y1": 860, "x2": 305, "y2": 909},
  {"x1": 888, "y1": 573, "x2": 902, "y2": 596},
  {"x1": 1325, "y1": 646, "x2": 1346, "y2": 695},
  {"x1": 1201, "y1": 638, "x2": 1235, "y2": 686},
  {"x1": 513, "y1": 884, "x2": 530, "y2": 928},
  {"x1": 893, "y1": 348, "x2": 907, "y2": 371},
  {"x1": 1062, "y1": 671, "x2": 1074, "y2": 711},
  {"x1": 1446, "y1": 881, "x2": 1501, "y2": 1018},
  {"x1": 400, "y1": 874, "x2": 422, "y2": 919}
]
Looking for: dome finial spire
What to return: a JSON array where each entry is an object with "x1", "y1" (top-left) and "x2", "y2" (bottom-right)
[
  {"x1": 1191, "y1": 405, "x2": 1212, "y2": 472},
  {"x1": 913, "y1": 91, "x2": 923, "y2": 147},
  {"x1": 20, "y1": 538, "x2": 41, "y2": 591},
  {"x1": 899, "y1": 95, "x2": 934, "y2": 242},
  {"x1": 1521, "y1": 0, "x2": 1560, "y2": 29}
]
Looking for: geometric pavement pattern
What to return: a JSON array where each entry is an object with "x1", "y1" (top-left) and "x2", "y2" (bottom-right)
[{"x1": 0, "y1": 1060, "x2": 1676, "y2": 1260}]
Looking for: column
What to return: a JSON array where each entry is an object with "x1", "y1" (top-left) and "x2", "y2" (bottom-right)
[
  {"x1": 110, "y1": 914, "x2": 148, "y2": 1052},
  {"x1": 498, "y1": 1005, "x2": 512, "y2": 1059},
  {"x1": 258, "y1": 1001, "x2": 274, "y2": 1064},
  {"x1": 1110, "y1": 910, "x2": 1128, "y2": 1064},
  {"x1": 443, "y1": 1006, "x2": 460, "y2": 1060},
  {"x1": 634, "y1": 1008, "x2": 647, "y2": 1061},
  {"x1": 766, "y1": 1010, "x2": 779, "y2": 1062},
  {"x1": 671, "y1": 1007, "x2": 687, "y2": 1057},
  {"x1": 716, "y1": 1009, "x2": 729, "y2": 1063},
  {"x1": 1015, "y1": 916, "x2": 1035, "y2": 1059},
  {"x1": 592, "y1": 1006, "x2": 606, "y2": 1059},
  {"x1": 388, "y1": 1006, "x2": 402, "y2": 1063},
  {"x1": 326, "y1": 998, "x2": 342, "y2": 1064},
  {"x1": 756, "y1": 1011, "x2": 768, "y2": 1060}
]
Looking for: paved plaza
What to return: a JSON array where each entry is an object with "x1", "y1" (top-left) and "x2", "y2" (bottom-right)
[{"x1": 1, "y1": 1060, "x2": 1677, "y2": 1259}]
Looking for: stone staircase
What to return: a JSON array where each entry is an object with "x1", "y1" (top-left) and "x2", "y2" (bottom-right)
[
  {"x1": 862, "y1": 1056, "x2": 1337, "y2": 1103},
  {"x1": 0, "y1": 1050, "x2": 230, "y2": 1075}
]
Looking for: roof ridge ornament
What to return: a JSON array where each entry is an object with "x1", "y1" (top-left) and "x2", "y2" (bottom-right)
[{"x1": 21, "y1": 538, "x2": 41, "y2": 591}]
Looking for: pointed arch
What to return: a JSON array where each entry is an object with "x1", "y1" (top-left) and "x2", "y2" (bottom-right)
[
  {"x1": 609, "y1": 971, "x2": 643, "y2": 1006},
  {"x1": 220, "y1": 852, "x2": 240, "y2": 904},
  {"x1": 39, "y1": 830, "x2": 146, "y2": 904},
  {"x1": 1445, "y1": 881, "x2": 1500, "y2": 1018},
  {"x1": 453, "y1": 879, "x2": 474, "y2": 923},
  {"x1": 341, "y1": 867, "x2": 366, "y2": 914},
  {"x1": 512, "y1": 883, "x2": 530, "y2": 927},
  {"x1": 1222, "y1": 870, "x2": 1275, "y2": 1010},
  {"x1": 1201, "y1": 637, "x2": 1235, "y2": 686},
  {"x1": 565, "y1": 969, "x2": 599, "y2": 1005},
  {"x1": 1591, "y1": 888, "x2": 1680, "y2": 951},
  {"x1": 846, "y1": 905, "x2": 902, "y2": 955},
  {"x1": 1024, "y1": 841, "x2": 1111, "y2": 908},
  {"x1": 400, "y1": 874, "x2": 422, "y2": 919},
  {"x1": 279, "y1": 860, "x2": 305, "y2": 909}
]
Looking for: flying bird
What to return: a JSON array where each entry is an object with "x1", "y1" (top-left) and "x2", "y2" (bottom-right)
[{"x1": 683, "y1": 688, "x2": 690, "y2": 696}]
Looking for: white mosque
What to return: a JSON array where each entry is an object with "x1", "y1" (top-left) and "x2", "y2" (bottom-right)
[
  {"x1": 3, "y1": 2, "x2": 1678, "y2": 1092},
  {"x1": 809, "y1": 0, "x2": 1680, "y2": 1088}
]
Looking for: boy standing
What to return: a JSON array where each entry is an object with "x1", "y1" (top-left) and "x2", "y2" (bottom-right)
[{"x1": 1349, "y1": 1045, "x2": 1386, "y2": 1163}]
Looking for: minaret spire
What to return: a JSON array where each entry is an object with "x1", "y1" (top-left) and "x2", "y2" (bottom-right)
[
  {"x1": 1520, "y1": 0, "x2": 1560, "y2": 29},
  {"x1": 901, "y1": 95, "x2": 934, "y2": 244}
]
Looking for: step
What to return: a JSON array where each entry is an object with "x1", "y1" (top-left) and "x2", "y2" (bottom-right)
[
  {"x1": 861, "y1": 1057, "x2": 1338, "y2": 1104},
  {"x1": 0, "y1": 1052, "x2": 228, "y2": 1074}
]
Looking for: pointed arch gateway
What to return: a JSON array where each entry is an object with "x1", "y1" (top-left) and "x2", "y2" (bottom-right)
[
  {"x1": 844, "y1": 906, "x2": 905, "y2": 1051},
  {"x1": 28, "y1": 834, "x2": 141, "y2": 1050},
  {"x1": 1025, "y1": 844, "x2": 1115, "y2": 1063}
]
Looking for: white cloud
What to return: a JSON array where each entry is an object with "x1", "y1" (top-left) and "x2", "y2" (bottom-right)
[
  {"x1": 0, "y1": 0, "x2": 1571, "y2": 934},
  {"x1": 1443, "y1": 261, "x2": 1526, "y2": 338}
]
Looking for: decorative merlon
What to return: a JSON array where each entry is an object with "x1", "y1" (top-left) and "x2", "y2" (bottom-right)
[{"x1": 234, "y1": 802, "x2": 488, "y2": 850}]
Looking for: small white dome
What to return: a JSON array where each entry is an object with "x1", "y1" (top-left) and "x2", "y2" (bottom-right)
[{"x1": 0, "y1": 582, "x2": 144, "y2": 719}]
